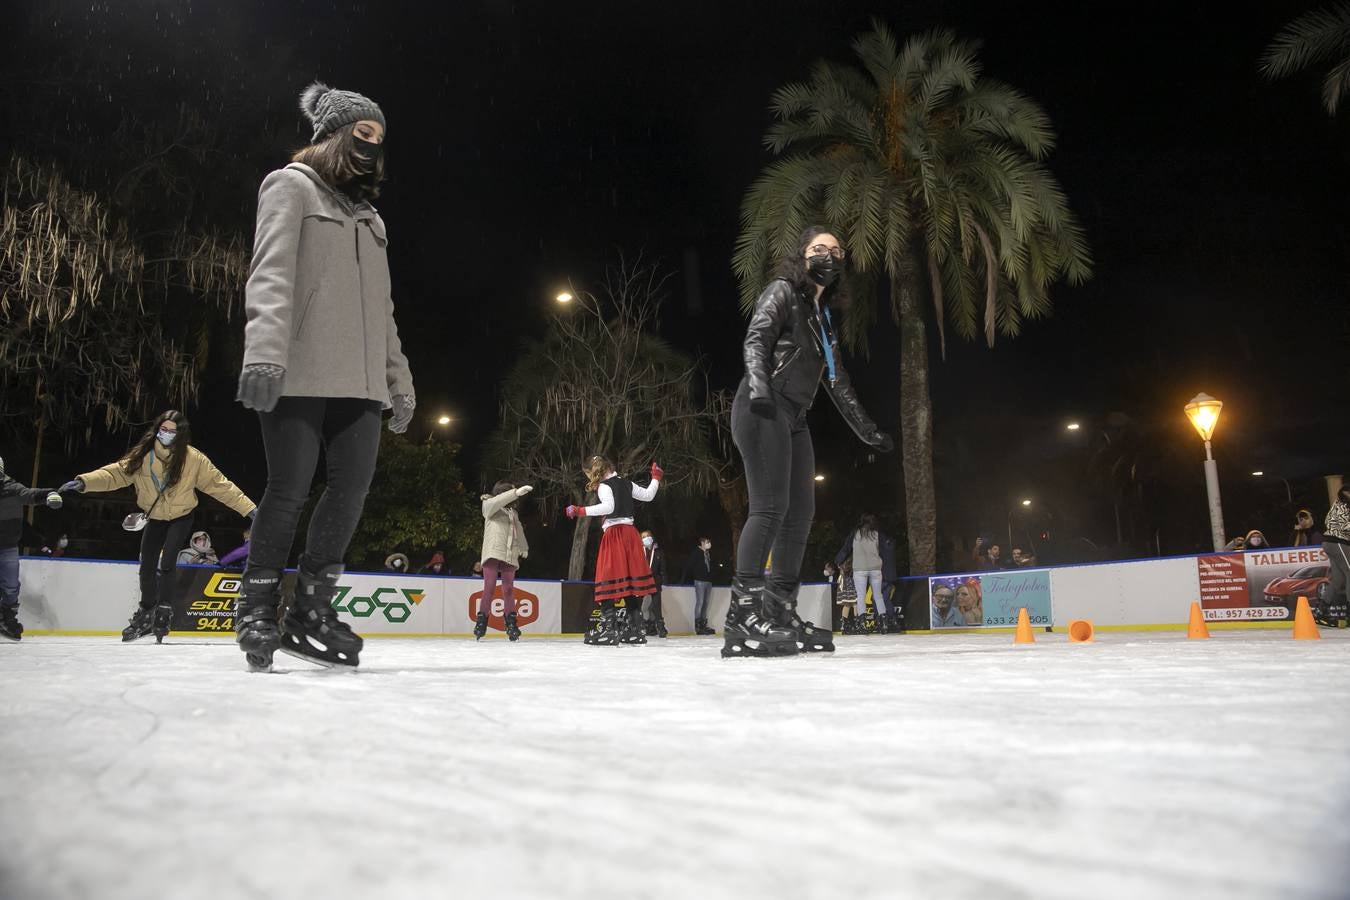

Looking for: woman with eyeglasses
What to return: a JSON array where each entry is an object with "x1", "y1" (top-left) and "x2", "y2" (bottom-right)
[
  {"x1": 724, "y1": 225, "x2": 893, "y2": 659},
  {"x1": 60, "y1": 411, "x2": 256, "y2": 643},
  {"x1": 232, "y1": 81, "x2": 416, "y2": 671}
]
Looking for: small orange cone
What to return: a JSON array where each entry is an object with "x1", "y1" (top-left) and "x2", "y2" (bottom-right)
[
  {"x1": 1292, "y1": 596, "x2": 1321, "y2": 640},
  {"x1": 1014, "y1": 607, "x2": 1035, "y2": 644},
  {"x1": 1068, "y1": 619, "x2": 1094, "y2": 643},
  {"x1": 1187, "y1": 602, "x2": 1210, "y2": 639}
]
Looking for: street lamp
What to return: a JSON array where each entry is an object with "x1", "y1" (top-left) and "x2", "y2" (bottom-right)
[
  {"x1": 1065, "y1": 422, "x2": 1081, "y2": 432},
  {"x1": 437, "y1": 415, "x2": 452, "y2": 426},
  {"x1": 813, "y1": 473, "x2": 825, "y2": 483},
  {"x1": 555, "y1": 291, "x2": 574, "y2": 304},
  {"x1": 1184, "y1": 392, "x2": 1226, "y2": 551},
  {"x1": 1251, "y1": 471, "x2": 1293, "y2": 507}
]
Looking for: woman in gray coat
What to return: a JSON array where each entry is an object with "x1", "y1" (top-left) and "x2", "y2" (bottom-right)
[{"x1": 233, "y1": 81, "x2": 416, "y2": 672}]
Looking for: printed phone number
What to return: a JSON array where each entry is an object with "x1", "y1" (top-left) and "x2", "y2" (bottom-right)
[
  {"x1": 1202, "y1": 607, "x2": 1290, "y2": 621},
  {"x1": 984, "y1": 614, "x2": 1050, "y2": 626}
]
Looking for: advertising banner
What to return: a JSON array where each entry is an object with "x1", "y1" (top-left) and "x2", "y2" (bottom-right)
[
  {"x1": 454, "y1": 578, "x2": 561, "y2": 636},
  {"x1": 1197, "y1": 547, "x2": 1330, "y2": 622},
  {"x1": 928, "y1": 569, "x2": 1052, "y2": 629}
]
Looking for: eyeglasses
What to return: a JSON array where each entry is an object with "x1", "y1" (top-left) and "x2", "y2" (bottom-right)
[{"x1": 807, "y1": 244, "x2": 846, "y2": 261}]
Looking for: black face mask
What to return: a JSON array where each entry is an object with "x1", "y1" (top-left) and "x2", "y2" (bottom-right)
[
  {"x1": 806, "y1": 253, "x2": 841, "y2": 287},
  {"x1": 352, "y1": 135, "x2": 382, "y2": 175}
]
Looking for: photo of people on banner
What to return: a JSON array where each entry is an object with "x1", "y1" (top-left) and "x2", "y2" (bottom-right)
[{"x1": 929, "y1": 570, "x2": 1052, "y2": 629}]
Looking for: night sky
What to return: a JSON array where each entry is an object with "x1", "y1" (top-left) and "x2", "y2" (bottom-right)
[{"x1": 4, "y1": 1, "x2": 1348, "y2": 568}]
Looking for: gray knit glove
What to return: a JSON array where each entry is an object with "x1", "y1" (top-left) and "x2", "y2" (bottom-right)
[
  {"x1": 388, "y1": 393, "x2": 415, "y2": 434},
  {"x1": 236, "y1": 364, "x2": 286, "y2": 413}
]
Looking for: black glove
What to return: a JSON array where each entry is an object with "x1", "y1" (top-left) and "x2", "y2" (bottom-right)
[
  {"x1": 236, "y1": 363, "x2": 286, "y2": 413},
  {"x1": 750, "y1": 396, "x2": 777, "y2": 420},
  {"x1": 388, "y1": 394, "x2": 416, "y2": 434},
  {"x1": 874, "y1": 432, "x2": 895, "y2": 453}
]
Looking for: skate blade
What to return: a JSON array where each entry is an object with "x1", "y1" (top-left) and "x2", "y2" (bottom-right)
[
  {"x1": 720, "y1": 641, "x2": 800, "y2": 659},
  {"x1": 0, "y1": 634, "x2": 20, "y2": 643},
  {"x1": 279, "y1": 646, "x2": 358, "y2": 670}
]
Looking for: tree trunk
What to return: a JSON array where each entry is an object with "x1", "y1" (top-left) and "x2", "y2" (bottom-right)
[
  {"x1": 568, "y1": 515, "x2": 591, "y2": 581},
  {"x1": 895, "y1": 269, "x2": 937, "y2": 574}
]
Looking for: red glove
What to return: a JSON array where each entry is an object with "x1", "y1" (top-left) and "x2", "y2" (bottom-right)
[
  {"x1": 565, "y1": 505, "x2": 585, "y2": 519},
  {"x1": 650, "y1": 462, "x2": 664, "y2": 481}
]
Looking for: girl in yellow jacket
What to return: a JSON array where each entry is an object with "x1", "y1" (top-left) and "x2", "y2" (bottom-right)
[{"x1": 60, "y1": 410, "x2": 256, "y2": 643}]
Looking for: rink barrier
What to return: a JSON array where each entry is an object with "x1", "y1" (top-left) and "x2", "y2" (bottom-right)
[{"x1": 10, "y1": 558, "x2": 830, "y2": 639}]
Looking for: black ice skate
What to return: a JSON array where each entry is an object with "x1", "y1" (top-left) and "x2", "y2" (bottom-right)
[
  {"x1": 121, "y1": 604, "x2": 156, "y2": 642},
  {"x1": 765, "y1": 583, "x2": 834, "y2": 653},
  {"x1": 583, "y1": 603, "x2": 620, "y2": 646},
  {"x1": 473, "y1": 611, "x2": 488, "y2": 640},
  {"x1": 0, "y1": 604, "x2": 22, "y2": 642},
  {"x1": 280, "y1": 564, "x2": 362, "y2": 668},
  {"x1": 721, "y1": 577, "x2": 798, "y2": 659},
  {"x1": 653, "y1": 616, "x2": 668, "y2": 639},
  {"x1": 505, "y1": 611, "x2": 521, "y2": 642},
  {"x1": 694, "y1": 618, "x2": 715, "y2": 636},
  {"x1": 152, "y1": 603, "x2": 173, "y2": 644},
  {"x1": 235, "y1": 568, "x2": 282, "y2": 672},
  {"x1": 619, "y1": 603, "x2": 647, "y2": 645}
]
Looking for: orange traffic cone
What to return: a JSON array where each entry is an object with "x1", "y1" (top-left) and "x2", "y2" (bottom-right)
[
  {"x1": 1292, "y1": 596, "x2": 1321, "y2": 640},
  {"x1": 1187, "y1": 602, "x2": 1210, "y2": 640},
  {"x1": 1014, "y1": 607, "x2": 1035, "y2": 644},
  {"x1": 1068, "y1": 619, "x2": 1094, "y2": 643}
]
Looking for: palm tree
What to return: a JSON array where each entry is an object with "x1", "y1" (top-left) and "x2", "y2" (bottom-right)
[
  {"x1": 1261, "y1": 2, "x2": 1350, "y2": 114},
  {"x1": 733, "y1": 20, "x2": 1090, "y2": 574}
]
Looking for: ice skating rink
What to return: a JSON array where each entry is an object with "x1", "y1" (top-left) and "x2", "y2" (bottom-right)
[{"x1": 2, "y1": 630, "x2": 1348, "y2": 900}]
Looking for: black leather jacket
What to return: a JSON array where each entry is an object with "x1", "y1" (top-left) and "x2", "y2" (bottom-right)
[{"x1": 742, "y1": 278, "x2": 885, "y2": 446}]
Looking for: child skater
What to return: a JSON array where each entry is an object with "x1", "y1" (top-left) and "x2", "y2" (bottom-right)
[
  {"x1": 475, "y1": 480, "x2": 532, "y2": 642},
  {"x1": 565, "y1": 455, "x2": 662, "y2": 646}
]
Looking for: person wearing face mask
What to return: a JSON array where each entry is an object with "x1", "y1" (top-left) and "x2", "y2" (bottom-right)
[
  {"x1": 176, "y1": 531, "x2": 219, "y2": 566},
  {"x1": 232, "y1": 82, "x2": 416, "y2": 672},
  {"x1": 640, "y1": 530, "x2": 668, "y2": 638},
  {"x1": 1243, "y1": 530, "x2": 1269, "y2": 551},
  {"x1": 60, "y1": 411, "x2": 256, "y2": 643},
  {"x1": 682, "y1": 537, "x2": 717, "y2": 635},
  {"x1": 725, "y1": 225, "x2": 893, "y2": 658},
  {"x1": 1292, "y1": 509, "x2": 1322, "y2": 547},
  {"x1": 0, "y1": 454, "x2": 64, "y2": 641}
]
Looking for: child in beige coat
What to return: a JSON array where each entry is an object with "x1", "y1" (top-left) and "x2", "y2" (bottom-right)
[{"x1": 476, "y1": 480, "x2": 532, "y2": 641}]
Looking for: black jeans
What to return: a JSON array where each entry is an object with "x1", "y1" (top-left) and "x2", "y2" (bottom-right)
[
  {"x1": 731, "y1": 380, "x2": 816, "y2": 590},
  {"x1": 138, "y1": 513, "x2": 195, "y2": 609},
  {"x1": 247, "y1": 397, "x2": 383, "y2": 574}
]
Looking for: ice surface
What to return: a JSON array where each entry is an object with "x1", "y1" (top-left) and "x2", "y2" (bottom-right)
[{"x1": 2, "y1": 631, "x2": 1349, "y2": 900}]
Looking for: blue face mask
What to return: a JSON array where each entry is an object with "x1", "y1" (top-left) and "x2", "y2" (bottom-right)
[{"x1": 157, "y1": 430, "x2": 177, "y2": 447}]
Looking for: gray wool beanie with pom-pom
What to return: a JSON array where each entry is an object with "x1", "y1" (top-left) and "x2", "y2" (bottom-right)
[{"x1": 299, "y1": 81, "x2": 386, "y2": 143}]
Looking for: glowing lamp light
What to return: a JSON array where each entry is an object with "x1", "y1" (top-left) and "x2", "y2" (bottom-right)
[
  {"x1": 1184, "y1": 393, "x2": 1223, "y2": 443},
  {"x1": 813, "y1": 474, "x2": 825, "y2": 482},
  {"x1": 1251, "y1": 471, "x2": 1264, "y2": 477},
  {"x1": 555, "y1": 291, "x2": 574, "y2": 304},
  {"x1": 1066, "y1": 422, "x2": 1081, "y2": 431},
  {"x1": 1020, "y1": 499, "x2": 1032, "y2": 507},
  {"x1": 437, "y1": 415, "x2": 452, "y2": 426}
]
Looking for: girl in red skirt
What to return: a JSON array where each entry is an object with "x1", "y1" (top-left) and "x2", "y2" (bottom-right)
[{"x1": 565, "y1": 454, "x2": 662, "y2": 645}]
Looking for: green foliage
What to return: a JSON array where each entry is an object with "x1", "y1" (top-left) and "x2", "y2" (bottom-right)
[
  {"x1": 345, "y1": 432, "x2": 480, "y2": 571},
  {"x1": 732, "y1": 19, "x2": 1090, "y2": 356},
  {"x1": 1261, "y1": 2, "x2": 1350, "y2": 115}
]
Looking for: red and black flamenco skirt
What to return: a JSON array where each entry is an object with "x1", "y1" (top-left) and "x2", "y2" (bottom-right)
[{"x1": 593, "y1": 523, "x2": 656, "y2": 602}]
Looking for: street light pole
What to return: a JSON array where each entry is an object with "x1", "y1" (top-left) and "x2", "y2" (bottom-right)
[{"x1": 1184, "y1": 393, "x2": 1226, "y2": 552}]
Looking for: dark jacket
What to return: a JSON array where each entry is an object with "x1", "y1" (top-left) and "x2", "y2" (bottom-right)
[
  {"x1": 683, "y1": 548, "x2": 715, "y2": 583},
  {"x1": 743, "y1": 278, "x2": 885, "y2": 446},
  {"x1": 645, "y1": 545, "x2": 666, "y2": 588},
  {"x1": 0, "y1": 477, "x2": 50, "y2": 548},
  {"x1": 835, "y1": 529, "x2": 899, "y2": 584}
]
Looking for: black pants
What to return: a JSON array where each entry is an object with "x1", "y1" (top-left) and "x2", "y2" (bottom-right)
[
  {"x1": 138, "y1": 513, "x2": 195, "y2": 609},
  {"x1": 247, "y1": 397, "x2": 383, "y2": 574},
  {"x1": 731, "y1": 380, "x2": 815, "y2": 590},
  {"x1": 1325, "y1": 541, "x2": 1350, "y2": 620}
]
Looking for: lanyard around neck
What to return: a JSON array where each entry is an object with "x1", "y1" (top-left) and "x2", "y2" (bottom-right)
[{"x1": 816, "y1": 305, "x2": 837, "y2": 384}]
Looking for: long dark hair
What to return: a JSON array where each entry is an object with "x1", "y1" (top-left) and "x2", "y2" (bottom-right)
[
  {"x1": 858, "y1": 512, "x2": 879, "y2": 539},
  {"x1": 291, "y1": 122, "x2": 386, "y2": 202},
  {"x1": 119, "y1": 410, "x2": 191, "y2": 487},
  {"x1": 772, "y1": 224, "x2": 852, "y2": 309}
]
